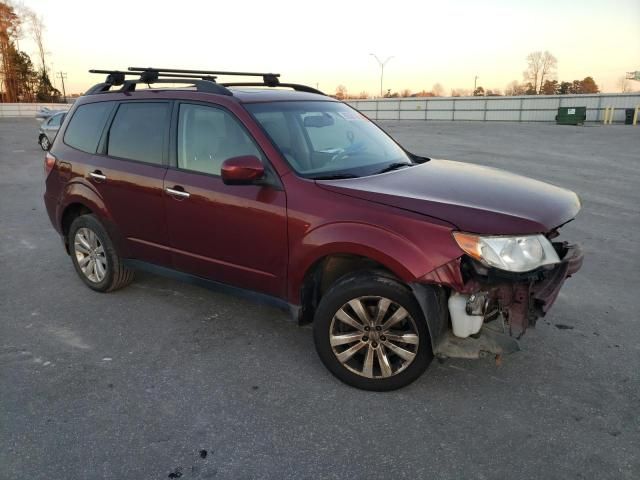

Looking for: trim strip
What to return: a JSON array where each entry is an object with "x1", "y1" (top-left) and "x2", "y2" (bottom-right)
[{"x1": 127, "y1": 237, "x2": 277, "y2": 278}]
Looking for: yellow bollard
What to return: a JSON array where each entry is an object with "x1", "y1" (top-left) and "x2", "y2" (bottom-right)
[
  {"x1": 603, "y1": 106, "x2": 615, "y2": 125},
  {"x1": 633, "y1": 105, "x2": 639, "y2": 126}
]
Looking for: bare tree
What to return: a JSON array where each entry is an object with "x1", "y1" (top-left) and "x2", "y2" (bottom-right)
[
  {"x1": 335, "y1": 84, "x2": 348, "y2": 100},
  {"x1": 22, "y1": 7, "x2": 46, "y2": 74},
  {"x1": 523, "y1": 51, "x2": 541, "y2": 93},
  {"x1": 400, "y1": 88, "x2": 412, "y2": 97},
  {"x1": 537, "y1": 51, "x2": 557, "y2": 93},
  {"x1": 450, "y1": 88, "x2": 471, "y2": 97},
  {"x1": 431, "y1": 83, "x2": 444, "y2": 96},
  {"x1": 505, "y1": 80, "x2": 526, "y2": 96},
  {"x1": 617, "y1": 76, "x2": 631, "y2": 93},
  {"x1": 523, "y1": 51, "x2": 556, "y2": 94}
]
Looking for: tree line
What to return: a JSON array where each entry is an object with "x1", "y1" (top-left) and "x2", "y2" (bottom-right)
[
  {"x1": 0, "y1": 1, "x2": 60, "y2": 103},
  {"x1": 335, "y1": 51, "x2": 602, "y2": 99}
]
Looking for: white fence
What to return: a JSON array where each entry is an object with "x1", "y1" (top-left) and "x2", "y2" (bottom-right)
[
  {"x1": 0, "y1": 103, "x2": 72, "y2": 118},
  {"x1": 347, "y1": 93, "x2": 640, "y2": 123},
  {"x1": 2, "y1": 93, "x2": 640, "y2": 123}
]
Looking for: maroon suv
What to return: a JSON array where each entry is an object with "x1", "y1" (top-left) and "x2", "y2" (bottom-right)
[{"x1": 43, "y1": 68, "x2": 583, "y2": 390}]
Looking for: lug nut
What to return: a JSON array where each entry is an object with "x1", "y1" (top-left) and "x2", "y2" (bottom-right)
[
  {"x1": 364, "y1": 326, "x2": 370, "y2": 331},
  {"x1": 375, "y1": 326, "x2": 382, "y2": 331},
  {"x1": 372, "y1": 342, "x2": 378, "y2": 348},
  {"x1": 362, "y1": 336, "x2": 369, "y2": 342},
  {"x1": 380, "y1": 335, "x2": 386, "y2": 341}
]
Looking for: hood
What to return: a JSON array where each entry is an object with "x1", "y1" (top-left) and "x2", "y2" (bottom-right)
[{"x1": 316, "y1": 159, "x2": 581, "y2": 235}]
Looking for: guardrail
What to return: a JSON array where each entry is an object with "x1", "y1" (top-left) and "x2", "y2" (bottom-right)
[{"x1": 346, "y1": 93, "x2": 640, "y2": 123}]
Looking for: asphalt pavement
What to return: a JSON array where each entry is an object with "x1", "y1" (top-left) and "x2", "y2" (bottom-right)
[{"x1": 1, "y1": 118, "x2": 639, "y2": 479}]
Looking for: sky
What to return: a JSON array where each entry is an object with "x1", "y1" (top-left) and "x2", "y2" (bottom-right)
[{"x1": 12, "y1": 0, "x2": 640, "y2": 96}]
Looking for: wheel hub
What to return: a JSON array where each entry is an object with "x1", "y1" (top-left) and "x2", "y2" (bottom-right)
[
  {"x1": 329, "y1": 296, "x2": 420, "y2": 379},
  {"x1": 73, "y1": 227, "x2": 108, "y2": 283}
]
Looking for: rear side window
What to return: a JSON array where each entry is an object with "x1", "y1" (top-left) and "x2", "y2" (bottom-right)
[
  {"x1": 64, "y1": 102, "x2": 114, "y2": 153},
  {"x1": 48, "y1": 113, "x2": 65, "y2": 127},
  {"x1": 107, "y1": 102, "x2": 169, "y2": 165}
]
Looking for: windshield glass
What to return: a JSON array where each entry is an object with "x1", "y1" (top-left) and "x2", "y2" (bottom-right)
[{"x1": 245, "y1": 101, "x2": 412, "y2": 179}]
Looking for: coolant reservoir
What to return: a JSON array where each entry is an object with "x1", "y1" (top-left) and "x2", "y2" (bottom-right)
[{"x1": 448, "y1": 292, "x2": 484, "y2": 338}]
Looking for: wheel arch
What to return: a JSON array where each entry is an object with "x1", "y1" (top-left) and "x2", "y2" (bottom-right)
[{"x1": 58, "y1": 183, "x2": 126, "y2": 256}]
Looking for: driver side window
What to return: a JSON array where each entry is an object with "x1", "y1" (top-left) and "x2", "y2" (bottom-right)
[{"x1": 177, "y1": 104, "x2": 262, "y2": 176}]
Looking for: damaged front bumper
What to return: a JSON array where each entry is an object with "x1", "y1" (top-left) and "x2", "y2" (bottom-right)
[
  {"x1": 460, "y1": 242, "x2": 584, "y2": 337},
  {"x1": 420, "y1": 241, "x2": 584, "y2": 359}
]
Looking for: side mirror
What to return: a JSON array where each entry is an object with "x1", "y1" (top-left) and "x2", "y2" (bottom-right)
[{"x1": 221, "y1": 155, "x2": 265, "y2": 185}]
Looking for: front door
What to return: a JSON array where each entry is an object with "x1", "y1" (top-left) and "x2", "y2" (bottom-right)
[{"x1": 163, "y1": 102, "x2": 288, "y2": 298}]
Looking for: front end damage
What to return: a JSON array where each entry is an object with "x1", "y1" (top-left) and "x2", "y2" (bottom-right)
[{"x1": 418, "y1": 240, "x2": 584, "y2": 359}]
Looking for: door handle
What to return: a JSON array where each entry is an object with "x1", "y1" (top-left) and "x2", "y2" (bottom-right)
[
  {"x1": 165, "y1": 186, "x2": 190, "y2": 199},
  {"x1": 89, "y1": 170, "x2": 106, "y2": 182}
]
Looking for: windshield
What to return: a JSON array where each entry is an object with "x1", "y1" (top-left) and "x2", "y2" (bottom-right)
[{"x1": 245, "y1": 101, "x2": 413, "y2": 179}]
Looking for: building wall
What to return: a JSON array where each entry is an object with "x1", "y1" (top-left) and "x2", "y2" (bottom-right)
[{"x1": 347, "y1": 93, "x2": 640, "y2": 123}]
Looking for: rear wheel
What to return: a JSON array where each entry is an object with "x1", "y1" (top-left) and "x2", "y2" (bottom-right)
[
  {"x1": 68, "y1": 214, "x2": 134, "y2": 292},
  {"x1": 313, "y1": 272, "x2": 433, "y2": 391}
]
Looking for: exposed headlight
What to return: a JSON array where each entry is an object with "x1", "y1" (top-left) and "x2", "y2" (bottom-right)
[{"x1": 453, "y1": 232, "x2": 560, "y2": 272}]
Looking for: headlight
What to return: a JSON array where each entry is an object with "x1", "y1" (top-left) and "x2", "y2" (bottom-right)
[{"x1": 453, "y1": 232, "x2": 560, "y2": 272}]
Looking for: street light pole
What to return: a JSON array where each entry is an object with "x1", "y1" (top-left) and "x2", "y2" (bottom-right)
[
  {"x1": 57, "y1": 71, "x2": 68, "y2": 103},
  {"x1": 370, "y1": 53, "x2": 394, "y2": 98},
  {"x1": 474, "y1": 75, "x2": 479, "y2": 93}
]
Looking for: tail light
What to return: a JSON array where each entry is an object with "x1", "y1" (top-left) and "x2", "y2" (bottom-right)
[{"x1": 44, "y1": 151, "x2": 57, "y2": 177}]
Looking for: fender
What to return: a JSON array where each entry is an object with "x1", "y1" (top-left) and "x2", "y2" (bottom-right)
[
  {"x1": 288, "y1": 221, "x2": 460, "y2": 304},
  {"x1": 58, "y1": 180, "x2": 128, "y2": 256}
]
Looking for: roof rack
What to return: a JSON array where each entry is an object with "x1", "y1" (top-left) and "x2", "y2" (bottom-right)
[{"x1": 85, "y1": 67, "x2": 325, "y2": 97}]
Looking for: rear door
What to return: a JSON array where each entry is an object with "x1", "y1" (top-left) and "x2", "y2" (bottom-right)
[
  {"x1": 162, "y1": 102, "x2": 288, "y2": 297},
  {"x1": 87, "y1": 101, "x2": 172, "y2": 265}
]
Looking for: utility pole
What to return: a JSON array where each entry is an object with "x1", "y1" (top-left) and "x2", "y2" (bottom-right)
[
  {"x1": 370, "y1": 53, "x2": 394, "y2": 98},
  {"x1": 474, "y1": 75, "x2": 479, "y2": 93},
  {"x1": 57, "y1": 71, "x2": 68, "y2": 103}
]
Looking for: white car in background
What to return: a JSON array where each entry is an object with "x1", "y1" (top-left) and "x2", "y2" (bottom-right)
[{"x1": 38, "y1": 111, "x2": 66, "y2": 150}]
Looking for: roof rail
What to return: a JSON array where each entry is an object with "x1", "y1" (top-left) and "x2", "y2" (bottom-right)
[
  {"x1": 85, "y1": 68, "x2": 325, "y2": 97},
  {"x1": 222, "y1": 82, "x2": 325, "y2": 95}
]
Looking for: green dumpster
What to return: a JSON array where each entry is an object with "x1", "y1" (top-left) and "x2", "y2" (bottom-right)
[
  {"x1": 555, "y1": 106, "x2": 587, "y2": 125},
  {"x1": 624, "y1": 108, "x2": 635, "y2": 125}
]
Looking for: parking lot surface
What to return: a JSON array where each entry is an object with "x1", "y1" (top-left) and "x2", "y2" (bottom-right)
[{"x1": 1, "y1": 118, "x2": 639, "y2": 479}]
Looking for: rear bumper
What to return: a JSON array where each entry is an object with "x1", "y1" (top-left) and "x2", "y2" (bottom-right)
[{"x1": 43, "y1": 192, "x2": 61, "y2": 234}]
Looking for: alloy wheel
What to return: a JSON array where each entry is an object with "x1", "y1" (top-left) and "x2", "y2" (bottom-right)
[
  {"x1": 40, "y1": 136, "x2": 50, "y2": 150},
  {"x1": 73, "y1": 227, "x2": 107, "y2": 283},
  {"x1": 329, "y1": 296, "x2": 420, "y2": 379}
]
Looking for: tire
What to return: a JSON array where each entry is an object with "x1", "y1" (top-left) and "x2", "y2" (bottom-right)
[
  {"x1": 39, "y1": 135, "x2": 50, "y2": 151},
  {"x1": 313, "y1": 271, "x2": 433, "y2": 391},
  {"x1": 68, "y1": 214, "x2": 134, "y2": 292}
]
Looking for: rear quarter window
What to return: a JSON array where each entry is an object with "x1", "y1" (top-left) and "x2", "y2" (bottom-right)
[{"x1": 63, "y1": 102, "x2": 115, "y2": 153}]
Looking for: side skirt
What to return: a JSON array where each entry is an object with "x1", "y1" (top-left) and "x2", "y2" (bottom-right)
[{"x1": 123, "y1": 259, "x2": 300, "y2": 322}]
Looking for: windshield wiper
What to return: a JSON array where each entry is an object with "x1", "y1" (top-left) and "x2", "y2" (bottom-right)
[
  {"x1": 310, "y1": 173, "x2": 359, "y2": 180},
  {"x1": 375, "y1": 162, "x2": 413, "y2": 175}
]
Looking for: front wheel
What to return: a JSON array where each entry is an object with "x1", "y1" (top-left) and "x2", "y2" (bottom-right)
[{"x1": 313, "y1": 272, "x2": 433, "y2": 391}]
